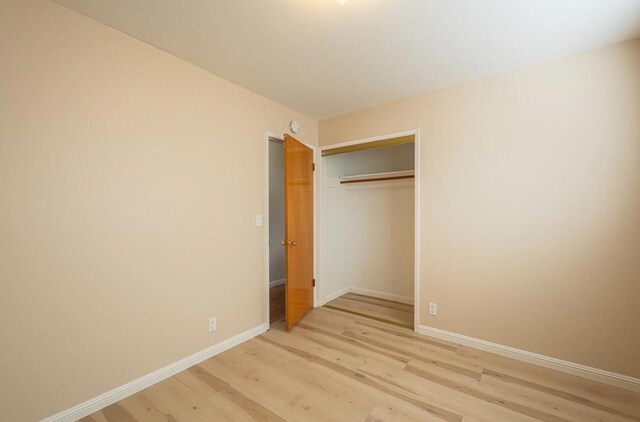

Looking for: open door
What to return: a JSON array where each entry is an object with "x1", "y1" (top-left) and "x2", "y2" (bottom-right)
[{"x1": 283, "y1": 134, "x2": 314, "y2": 330}]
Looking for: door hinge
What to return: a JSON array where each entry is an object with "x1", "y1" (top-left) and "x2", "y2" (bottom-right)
[
  {"x1": 312, "y1": 163, "x2": 315, "y2": 171},
  {"x1": 312, "y1": 278, "x2": 316, "y2": 287}
]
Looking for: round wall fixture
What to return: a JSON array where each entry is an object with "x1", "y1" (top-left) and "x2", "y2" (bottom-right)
[{"x1": 290, "y1": 120, "x2": 300, "y2": 134}]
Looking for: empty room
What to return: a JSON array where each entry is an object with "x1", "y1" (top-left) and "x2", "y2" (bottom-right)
[{"x1": 1, "y1": 1, "x2": 639, "y2": 421}]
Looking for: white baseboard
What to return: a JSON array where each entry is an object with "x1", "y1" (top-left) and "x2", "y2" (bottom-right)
[
  {"x1": 324, "y1": 287, "x2": 350, "y2": 303},
  {"x1": 269, "y1": 278, "x2": 285, "y2": 288},
  {"x1": 418, "y1": 325, "x2": 640, "y2": 393},
  {"x1": 348, "y1": 287, "x2": 414, "y2": 304},
  {"x1": 42, "y1": 323, "x2": 268, "y2": 422}
]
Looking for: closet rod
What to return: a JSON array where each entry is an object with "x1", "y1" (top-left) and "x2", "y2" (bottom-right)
[
  {"x1": 340, "y1": 175, "x2": 414, "y2": 184},
  {"x1": 339, "y1": 170, "x2": 415, "y2": 184}
]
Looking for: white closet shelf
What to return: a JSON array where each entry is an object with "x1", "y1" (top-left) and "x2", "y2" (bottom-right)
[{"x1": 339, "y1": 170, "x2": 415, "y2": 184}]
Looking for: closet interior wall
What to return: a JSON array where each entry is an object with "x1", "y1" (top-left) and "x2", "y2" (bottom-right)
[{"x1": 323, "y1": 143, "x2": 415, "y2": 302}]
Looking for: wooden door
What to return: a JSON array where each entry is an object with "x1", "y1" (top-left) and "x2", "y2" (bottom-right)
[{"x1": 283, "y1": 134, "x2": 314, "y2": 330}]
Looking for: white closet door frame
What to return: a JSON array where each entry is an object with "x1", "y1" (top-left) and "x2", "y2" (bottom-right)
[{"x1": 317, "y1": 129, "x2": 421, "y2": 332}]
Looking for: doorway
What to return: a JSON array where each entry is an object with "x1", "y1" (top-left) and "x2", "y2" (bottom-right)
[
  {"x1": 266, "y1": 133, "x2": 316, "y2": 330},
  {"x1": 268, "y1": 138, "x2": 286, "y2": 324}
]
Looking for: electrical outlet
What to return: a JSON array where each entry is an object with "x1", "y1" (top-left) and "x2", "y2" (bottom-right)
[
  {"x1": 428, "y1": 302, "x2": 437, "y2": 316},
  {"x1": 208, "y1": 317, "x2": 217, "y2": 332}
]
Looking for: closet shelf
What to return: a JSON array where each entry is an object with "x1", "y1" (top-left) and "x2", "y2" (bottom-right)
[{"x1": 339, "y1": 170, "x2": 415, "y2": 184}]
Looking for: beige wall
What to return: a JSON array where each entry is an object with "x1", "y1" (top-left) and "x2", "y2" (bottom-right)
[
  {"x1": 0, "y1": 1, "x2": 316, "y2": 420},
  {"x1": 320, "y1": 39, "x2": 640, "y2": 378}
]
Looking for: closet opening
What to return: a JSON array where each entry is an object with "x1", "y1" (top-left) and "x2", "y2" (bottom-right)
[
  {"x1": 320, "y1": 132, "x2": 418, "y2": 330},
  {"x1": 268, "y1": 138, "x2": 286, "y2": 324}
]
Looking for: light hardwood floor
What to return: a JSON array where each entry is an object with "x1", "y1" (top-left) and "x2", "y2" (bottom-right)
[
  {"x1": 325, "y1": 292, "x2": 414, "y2": 328},
  {"x1": 270, "y1": 284, "x2": 285, "y2": 324},
  {"x1": 82, "y1": 294, "x2": 640, "y2": 421}
]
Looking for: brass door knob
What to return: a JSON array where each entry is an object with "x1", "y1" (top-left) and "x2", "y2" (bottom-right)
[{"x1": 290, "y1": 240, "x2": 297, "y2": 247}]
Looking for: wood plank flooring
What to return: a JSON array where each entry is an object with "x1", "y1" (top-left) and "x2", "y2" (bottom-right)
[
  {"x1": 270, "y1": 284, "x2": 285, "y2": 324},
  {"x1": 82, "y1": 294, "x2": 640, "y2": 422},
  {"x1": 325, "y1": 292, "x2": 414, "y2": 328}
]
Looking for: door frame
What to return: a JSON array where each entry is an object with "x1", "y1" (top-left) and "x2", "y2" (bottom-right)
[
  {"x1": 264, "y1": 131, "x2": 318, "y2": 330},
  {"x1": 316, "y1": 129, "x2": 421, "y2": 332}
]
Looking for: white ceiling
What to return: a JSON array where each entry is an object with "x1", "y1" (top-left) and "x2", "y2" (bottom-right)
[{"x1": 54, "y1": 0, "x2": 640, "y2": 119}]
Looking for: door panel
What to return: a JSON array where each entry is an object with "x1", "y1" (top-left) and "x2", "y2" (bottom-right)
[{"x1": 284, "y1": 134, "x2": 314, "y2": 330}]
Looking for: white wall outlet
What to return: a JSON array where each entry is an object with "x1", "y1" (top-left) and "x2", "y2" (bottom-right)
[
  {"x1": 428, "y1": 302, "x2": 438, "y2": 316},
  {"x1": 255, "y1": 214, "x2": 263, "y2": 227},
  {"x1": 208, "y1": 317, "x2": 217, "y2": 332}
]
